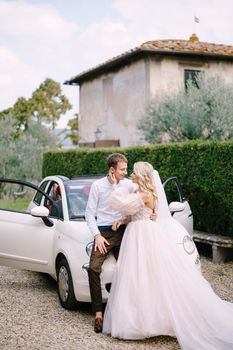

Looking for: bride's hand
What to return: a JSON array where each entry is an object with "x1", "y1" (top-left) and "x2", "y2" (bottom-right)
[
  {"x1": 150, "y1": 210, "x2": 157, "y2": 221},
  {"x1": 112, "y1": 219, "x2": 123, "y2": 231},
  {"x1": 108, "y1": 171, "x2": 117, "y2": 186}
]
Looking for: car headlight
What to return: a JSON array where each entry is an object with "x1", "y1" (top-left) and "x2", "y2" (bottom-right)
[
  {"x1": 183, "y1": 235, "x2": 195, "y2": 255},
  {"x1": 86, "y1": 242, "x2": 94, "y2": 257}
]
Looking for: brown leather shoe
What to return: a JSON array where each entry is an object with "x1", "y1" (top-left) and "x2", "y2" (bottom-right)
[{"x1": 94, "y1": 317, "x2": 103, "y2": 333}]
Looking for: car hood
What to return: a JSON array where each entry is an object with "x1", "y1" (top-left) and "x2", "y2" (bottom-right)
[{"x1": 56, "y1": 220, "x2": 93, "y2": 244}]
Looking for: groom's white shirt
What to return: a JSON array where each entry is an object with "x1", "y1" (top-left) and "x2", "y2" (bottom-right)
[{"x1": 85, "y1": 176, "x2": 134, "y2": 236}]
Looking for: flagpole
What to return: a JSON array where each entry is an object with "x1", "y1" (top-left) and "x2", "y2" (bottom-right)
[{"x1": 193, "y1": 14, "x2": 200, "y2": 36}]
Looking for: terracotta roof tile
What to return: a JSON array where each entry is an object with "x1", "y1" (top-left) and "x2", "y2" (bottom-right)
[{"x1": 140, "y1": 34, "x2": 233, "y2": 56}]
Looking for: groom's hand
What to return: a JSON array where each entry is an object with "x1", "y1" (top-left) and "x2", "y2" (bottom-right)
[{"x1": 95, "y1": 234, "x2": 109, "y2": 254}]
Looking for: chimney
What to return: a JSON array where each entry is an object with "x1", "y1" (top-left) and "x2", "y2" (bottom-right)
[{"x1": 189, "y1": 33, "x2": 199, "y2": 43}]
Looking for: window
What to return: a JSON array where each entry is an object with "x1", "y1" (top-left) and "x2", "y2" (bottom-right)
[
  {"x1": 43, "y1": 181, "x2": 63, "y2": 219},
  {"x1": 33, "y1": 181, "x2": 49, "y2": 205},
  {"x1": 0, "y1": 182, "x2": 36, "y2": 214},
  {"x1": 184, "y1": 69, "x2": 201, "y2": 90},
  {"x1": 163, "y1": 177, "x2": 185, "y2": 204}
]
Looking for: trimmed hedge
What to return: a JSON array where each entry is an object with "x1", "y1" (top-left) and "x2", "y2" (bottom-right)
[{"x1": 43, "y1": 141, "x2": 233, "y2": 238}]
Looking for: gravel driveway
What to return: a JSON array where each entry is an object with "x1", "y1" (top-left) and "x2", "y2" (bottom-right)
[{"x1": 0, "y1": 258, "x2": 232, "y2": 350}]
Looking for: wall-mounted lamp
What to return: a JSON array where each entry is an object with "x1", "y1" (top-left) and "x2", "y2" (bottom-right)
[{"x1": 94, "y1": 127, "x2": 102, "y2": 140}]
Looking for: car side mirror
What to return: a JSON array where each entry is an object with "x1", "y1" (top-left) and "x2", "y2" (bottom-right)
[
  {"x1": 31, "y1": 206, "x2": 50, "y2": 217},
  {"x1": 169, "y1": 201, "x2": 185, "y2": 215},
  {"x1": 30, "y1": 206, "x2": 54, "y2": 227}
]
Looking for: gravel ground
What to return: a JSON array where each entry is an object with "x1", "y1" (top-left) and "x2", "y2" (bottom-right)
[{"x1": 0, "y1": 257, "x2": 232, "y2": 350}]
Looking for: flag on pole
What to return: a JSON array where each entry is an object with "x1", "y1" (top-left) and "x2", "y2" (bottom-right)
[{"x1": 194, "y1": 16, "x2": 200, "y2": 23}]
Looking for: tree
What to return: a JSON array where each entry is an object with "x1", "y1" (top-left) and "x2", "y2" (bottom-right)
[
  {"x1": 0, "y1": 78, "x2": 72, "y2": 136},
  {"x1": 31, "y1": 78, "x2": 72, "y2": 129},
  {"x1": 0, "y1": 115, "x2": 57, "y2": 182},
  {"x1": 66, "y1": 113, "x2": 79, "y2": 145},
  {"x1": 0, "y1": 115, "x2": 16, "y2": 179},
  {"x1": 138, "y1": 74, "x2": 233, "y2": 143},
  {"x1": 0, "y1": 78, "x2": 72, "y2": 183},
  {"x1": 15, "y1": 121, "x2": 57, "y2": 181},
  {"x1": 12, "y1": 97, "x2": 33, "y2": 137}
]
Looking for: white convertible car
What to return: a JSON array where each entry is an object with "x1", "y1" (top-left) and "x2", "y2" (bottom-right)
[{"x1": 0, "y1": 175, "x2": 200, "y2": 310}]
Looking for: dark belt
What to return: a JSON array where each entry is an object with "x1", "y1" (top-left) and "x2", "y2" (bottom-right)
[
  {"x1": 98, "y1": 224, "x2": 126, "y2": 231},
  {"x1": 98, "y1": 225, "x2": 113, "y2": 231}
]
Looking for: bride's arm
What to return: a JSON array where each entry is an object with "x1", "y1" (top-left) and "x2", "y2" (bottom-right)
[
  {"x1": 110, "y1": 187, "x2": 144, "y2": 215},
  {"x1": 111, "y1": 216, "x2": 131, "y2": 231}
]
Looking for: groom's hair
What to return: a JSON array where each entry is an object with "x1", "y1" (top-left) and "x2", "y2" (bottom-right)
[{"x1": 106, "y1": 153, "x2": 127, "y2": 169}]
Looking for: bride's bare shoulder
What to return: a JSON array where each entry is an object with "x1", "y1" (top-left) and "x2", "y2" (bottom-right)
[{"x1": 140, "y1": 191, "x2": 153, "y2": 203}]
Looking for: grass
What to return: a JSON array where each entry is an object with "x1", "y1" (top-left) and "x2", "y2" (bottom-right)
[{"x1": 0, "y1": 198, "x2": 32, "y2": 211}]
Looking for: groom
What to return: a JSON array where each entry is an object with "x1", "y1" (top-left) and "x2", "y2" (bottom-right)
[{"x1": 85, "y1": 153, "x2": 135, "y2": 333}]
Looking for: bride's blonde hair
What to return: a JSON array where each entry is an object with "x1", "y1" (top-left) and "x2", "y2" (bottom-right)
[{"x1": 133, "y1": 161, "x2": 157, "y2": 200}]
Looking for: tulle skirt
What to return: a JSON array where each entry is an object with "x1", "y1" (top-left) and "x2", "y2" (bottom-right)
[{"x1": 103, "y1": 219, "x2": 233, "y2": 350}]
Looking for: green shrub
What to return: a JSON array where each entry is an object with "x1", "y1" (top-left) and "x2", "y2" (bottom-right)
[
  {"x1": 139, "y1": 74, "x2": 233, "y2": 143},
  {"x1": 43, "y1": 141, "x2": 233, "y2": 238}
]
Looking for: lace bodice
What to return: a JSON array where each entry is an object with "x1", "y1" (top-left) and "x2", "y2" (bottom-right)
[{"x1": 130, "y1": 204, "x2": 153, "y2": 221}]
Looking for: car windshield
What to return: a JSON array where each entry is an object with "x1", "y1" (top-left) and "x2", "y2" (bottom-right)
[{"x1": 64, "y1": 177, "x2": 101, "y2": 220}]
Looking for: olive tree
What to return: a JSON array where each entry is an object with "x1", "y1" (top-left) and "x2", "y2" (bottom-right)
[
  {"x1": 0, "y1": 115, "x2": 57, "y2": 182},
  {"x1": 0, "y1": 115, "x2": 16, "y2": 179},
  {"x1": 138, "y1": 74, "x2": 233, "y2": 143}
]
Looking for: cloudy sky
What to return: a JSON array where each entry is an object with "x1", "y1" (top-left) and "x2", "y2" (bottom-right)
[{"x1": 1, "y1": 0, "x2": 233, "y2": 127}]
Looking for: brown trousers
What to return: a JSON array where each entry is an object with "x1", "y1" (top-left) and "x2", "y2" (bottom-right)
[{"x1": 88, "y1": 225, "x2": 126, "y2": 313}]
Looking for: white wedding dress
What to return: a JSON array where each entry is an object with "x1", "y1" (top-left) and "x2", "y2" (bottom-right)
[{"x1": 103, "y1": 172, "x2": 233, "y2": 350}]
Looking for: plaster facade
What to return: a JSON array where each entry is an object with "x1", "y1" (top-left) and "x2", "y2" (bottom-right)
[
  {"x1": 66, "y1": 37, "x2": 233, "y2": 147},
  {"x1": 79, "y1": 59, "x2": 148, "y2": 147}
]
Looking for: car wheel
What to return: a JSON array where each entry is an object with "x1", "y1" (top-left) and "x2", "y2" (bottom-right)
[{"x1": 57, "y1": 258, "x2": 80, "y2": 310}]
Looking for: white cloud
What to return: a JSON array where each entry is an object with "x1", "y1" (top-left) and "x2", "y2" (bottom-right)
[
  {"x1": 0, "y1": 45, "x2": 42, "y2": 109},
  {"x1": 0, "y1": 1, "x2": 78, "y2": 41},
  {"x1": 112, "y1": 0, "x2": 233, "y2": 44},
  {"x1": 0, "y1": 46, "x2": 19, "y2": 71},
  {"x1": 76, "y1": 21, "x2": 130, "y2": 70},
  {"x1": 0, "y1": 0, "x2": 79, "y2": 75}
]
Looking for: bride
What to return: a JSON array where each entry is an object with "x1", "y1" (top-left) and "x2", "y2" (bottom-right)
[{"x1": 103, "y1": 161, "x2": 233, "y2": 350}]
